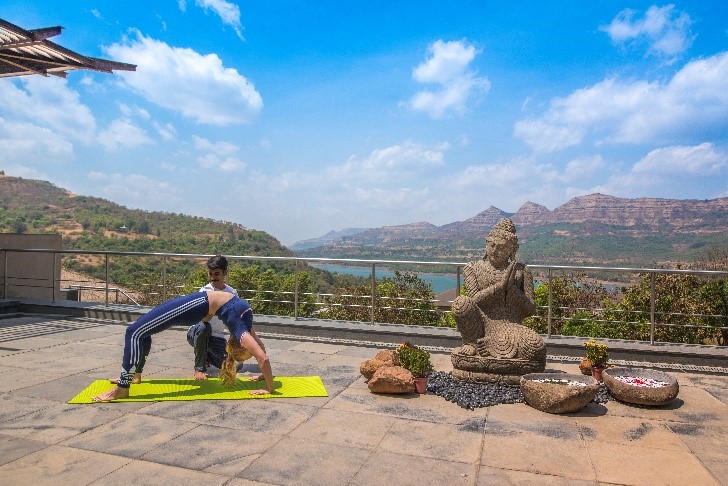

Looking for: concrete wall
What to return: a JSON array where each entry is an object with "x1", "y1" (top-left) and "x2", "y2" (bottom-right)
[{"x1": 0, "y1": 234, "x2": 62, "y2": 300}]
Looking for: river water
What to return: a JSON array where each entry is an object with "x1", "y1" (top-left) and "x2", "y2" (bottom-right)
[{"x1": 309, "y1": 264, "x2": 459, "y2": 294}]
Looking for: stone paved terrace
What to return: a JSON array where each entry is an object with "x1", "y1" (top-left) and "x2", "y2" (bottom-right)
[{"x1": 0, "y1": 303, "x2": 727, "y2": 485}]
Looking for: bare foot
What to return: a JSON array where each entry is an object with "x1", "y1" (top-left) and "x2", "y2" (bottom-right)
[
  {"x1": 249, "y1": 388, "x2": 273, "y2": 396},
  {"x1": 248, "y1": 374, "x2": 265, "y2": 381},
  {"x1": 193, "y1": 371, "x2": 208, "y2": 381},
  {"x1": 92, "y1": 386, "x2": 130, "y2": 402},
  {"x1": 108, "y1": 373, "x2": 141, "y2": 385}
]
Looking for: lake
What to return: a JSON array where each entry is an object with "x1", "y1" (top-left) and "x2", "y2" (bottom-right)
[{"x1": 310, "y1": 264, "x2": 459, "y2": 294}]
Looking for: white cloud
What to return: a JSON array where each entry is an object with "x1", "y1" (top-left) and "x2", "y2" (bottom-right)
[
  {"x1": 0, "y1": 77, "x2": 96, "y2": 142},
  {"x1": 601, "y1": 5, "x2": 694, "y2": 60},
  {"x1": 98, "y1": 119, "x2": 154, "y2": 151},
  {"x1": 192, "y1": 135, "x2": 239, "y2": 156},
  {"x1": 196, "y1": 0, "x2": 244, "y2": 40},
  {"x1": 562, "y1": 155, "x2": 606, "y2": 183},
  {"x1": 584, "y1": 143, "x2": 728, "y2": 199},
  {"x1": 514, "y1": 51, "x2": 728, "y2": 151},
  {"x1": 85, "y1": 171, "x2": 183, "y2": 208},
  {"x1": 0, "y1": 117, "x2": 74, "y2": 164},
  {"x1": 197, "y1": 153, "x2": 245, "y2": 171},
  {"x1": 632, "y1": 143, "x2": 727, "y2": 175},
  {"x1": 192, "y1": 135, "x2": 244, "y2": 171},
  {"x1": 153, "y1": 121, "x2": 176, "y2": 141},
  {"x1": 406, "y1": 40, "x2": 490, "y2": 119},
  {"x1": 105, "y1": 31, "x2": 262, "y2": 125},
  {"x1": 331, "y1": 141, "x2": 448, "y2": 184}
]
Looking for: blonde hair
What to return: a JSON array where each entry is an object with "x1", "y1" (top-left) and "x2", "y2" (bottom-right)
[{"x1": 219, "y1": 336, "x2": 253, "y2": 385}]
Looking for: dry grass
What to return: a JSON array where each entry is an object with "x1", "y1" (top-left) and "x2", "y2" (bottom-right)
[{"x1": 60, "y1": 268, "x2": 143, "y2": 304}]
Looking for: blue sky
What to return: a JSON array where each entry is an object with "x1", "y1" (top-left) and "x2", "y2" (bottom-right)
[{"x1": 1, "y1": 1, "x2": 727, "y2": 246}]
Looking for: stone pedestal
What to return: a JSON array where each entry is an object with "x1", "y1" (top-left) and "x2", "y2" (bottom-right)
[{"x1": 452, "y1": 353, "x2": 546, "y2": 385}]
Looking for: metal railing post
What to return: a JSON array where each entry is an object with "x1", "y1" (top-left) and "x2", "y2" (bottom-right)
[
  {"x1": 52, "y1": 251, "x2": 58, "y2": 303},
  {"x1": 1, "y1": 250, "x2": 5, "y2": 299},
  {"x1": 104, "y1": 253, "x2": 109, "y2": 306},
  {"x1": 162, "y1": 256, "x2": 168, "y2": 301},
  {"x1": 547, "y1": 269, "x2": 553, "y2": 338},
  {"x1": 650, "y1": 272, "x2": 656, "y2": 345},
  {"x1": 456, "y1": 266, "x2": 461, "y2": 296},
  {"x1": 371, "y1": 263, "x2": 376, "y2": 324},
  {"x1": 294, "y1": 260, "x2": 299, "y2": 320}
]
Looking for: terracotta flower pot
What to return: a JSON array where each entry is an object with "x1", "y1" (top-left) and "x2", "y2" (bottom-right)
[
  {"x1": 591, "y1": 365, "x2": 606, "y2": 382},
  {"x1": 414, "y1": 376, "x2": 428, "y2": 394}
]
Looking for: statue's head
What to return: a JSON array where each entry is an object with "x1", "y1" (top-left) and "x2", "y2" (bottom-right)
[{"x1": 485, "y1": 218, "x2": 519, "y2": 261}]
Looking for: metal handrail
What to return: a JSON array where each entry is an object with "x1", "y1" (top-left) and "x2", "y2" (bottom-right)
[{"x1": 2, "y1": 247, "x2": 727, "y2": 346}]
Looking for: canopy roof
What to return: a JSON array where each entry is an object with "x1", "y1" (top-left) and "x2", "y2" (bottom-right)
[{"x1": 0, "y1": 18, "x2": 136, "y2": 78}]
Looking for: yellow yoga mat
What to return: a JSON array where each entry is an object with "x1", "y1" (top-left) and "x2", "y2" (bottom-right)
[{"x1": 69, "y1": 376, "x2": 328, "y2": 404}]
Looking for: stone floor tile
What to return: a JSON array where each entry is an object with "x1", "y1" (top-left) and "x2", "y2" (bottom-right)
[
  {"x1": 0, "y1": 366, "x2": 66, "y2": 393},
  {"x1": 325, "y1": 381, "x2": 488, "y2": 424},
  {"x1": 16, "y1": 372, "x2": 124, "y2": 403},
  {"x1": 604, "y1": 385, "x2": 727, "y2": 425},
  {"x1": 61, "y1": 413, "x2": 198, "y2": 458},
  {"x1": 140, "y1": 396, "x2": 249, "y2": 424},
  {"x1": 0, "y1": 433, "x2": 48, "y2": 466},
  {"x1": 480, "y1": 430, "x2": 594, "y2": 481},
  {"x1": 700, "y1": 458, "x2": 728, "y2": 485},
  {"x1": 331, "y1": 344, "x2": 384, "y2": 358},
  {"x1": 0, "y1": 393, "x2": 59, "y2": 423},
  {"x1": 0, "y1": 445, "x2": 131, "y2": 484},
  {"x1": 289, "y1": 341, "x2": 349, "y2": 354},
  {"x1": 666, "y1": 421, "x2": 728, "y2": 455},
  {"x1": 680, "y1": 372, "x2": 728, "y2": 389},
  {"x1": 477, "y1": 465, "x2": 599, "y2": 485},
  {"x1": 238, "y1": 436, "x2": 371, "y2": 485},
  {"x1": 140, "y1": 423, "x2": 284, "y2": 471},
  {"x1": 575, "y1": 415, "x2": 690, "y2": 450},
  {"x1": 351, "y1": 450, "x2": 477, "y2": 486},
  {"x1": 268, "y1": 350, "x2": 331, "y2": 366},
  {"x1": 214, "y1": 399, "x2": 319, "y2": 435},
  {"x1": 97, "y1": 458, "x2": 230, "y2": 485},
  {"x1": 379, "y1": 417, "x2": 484, "y2": 463},
  {"x1": 589, "y1": 442, "x2": 720, "y2": 485},
  {"x1": 288, "y1": 408, "x2": 396, "y2": 449},
  {"x1": 0, "y1": 401, "x2": 126, "y2": 444}
]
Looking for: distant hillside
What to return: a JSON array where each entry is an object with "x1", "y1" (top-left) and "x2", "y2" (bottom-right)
[
  {"x1": 291, "y1": 227, "x2": 370, "y2": 251},
  {"x1": 295, "y1": 193, "x2": 728, "y2": 267},
  {"x1": 0, "y1": 174, "x2": 292, "y2": 257}
]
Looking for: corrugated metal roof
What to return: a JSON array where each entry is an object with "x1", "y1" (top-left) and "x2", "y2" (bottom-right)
[{"x1": 0, "y1": 18, "x2": 135, "y2": 78}]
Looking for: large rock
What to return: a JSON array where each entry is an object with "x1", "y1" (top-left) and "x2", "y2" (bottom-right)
[
  {"x1": 520, "y1": 373, "x2": 599, "y2": 414},
  {"x1": 368, "y1": 366, "x2": 415, "y2": 394},
  {"x1": 359, "y1": 349, "x2": 398, "y2": 380},
  {"x1": 360, "y1": 358, "x2": 386, "y2": 380},
  {"x1": 375, "y1": 349, "x2": 397, "y2": 365},
  {"x1": 603, "y1": 367, "x2": 679, "y2": 406}
]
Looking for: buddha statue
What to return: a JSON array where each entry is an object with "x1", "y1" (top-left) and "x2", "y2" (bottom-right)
[{"x1": 451, "y1": 218, "x2": 546, "y2": 384}]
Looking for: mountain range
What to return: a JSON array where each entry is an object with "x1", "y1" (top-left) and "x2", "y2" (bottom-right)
[{"x1": 292, "y1": 194, "x2": 728, "y2": 267}]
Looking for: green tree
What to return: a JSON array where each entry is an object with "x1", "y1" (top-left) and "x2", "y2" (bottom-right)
[{"x1": 320, "y1": 271, "x2": 440, "y2": 326}]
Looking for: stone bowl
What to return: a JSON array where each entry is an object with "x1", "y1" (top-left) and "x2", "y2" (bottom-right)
[
  {"x1": 603, "y1": 367, "x2": 679, "y2": 406},
  {"x1": 520, "y1": 373, "x2": 599, "y2": 414}
]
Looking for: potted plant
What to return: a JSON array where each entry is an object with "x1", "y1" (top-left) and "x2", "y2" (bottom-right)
[
  {"x1": 396, "y1": 341, "x2": 433, "y2": 393},
  {"x1": 583, "y1": 339, "x2": 609, "y2": 382}
]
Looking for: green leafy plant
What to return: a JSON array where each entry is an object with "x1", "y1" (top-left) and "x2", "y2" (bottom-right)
[
  {"x1": 584, "y1": 339, "x2": 609, "y2": 367},
  {"x1": 396, "y1": 341, "x2": 433, "y2": 377}
]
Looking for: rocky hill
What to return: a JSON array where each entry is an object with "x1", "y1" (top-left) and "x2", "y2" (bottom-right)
[
  {"x1": 293, "y1": 193, "x2": 728, "y2": 267},
  {"x1": 0, "y1": 174, "x2": 292, "y2": 258}
]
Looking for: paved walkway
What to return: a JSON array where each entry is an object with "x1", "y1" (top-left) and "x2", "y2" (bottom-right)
[{"x1": 0, "y1": 314, "x2": 726, "y2": 485}]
